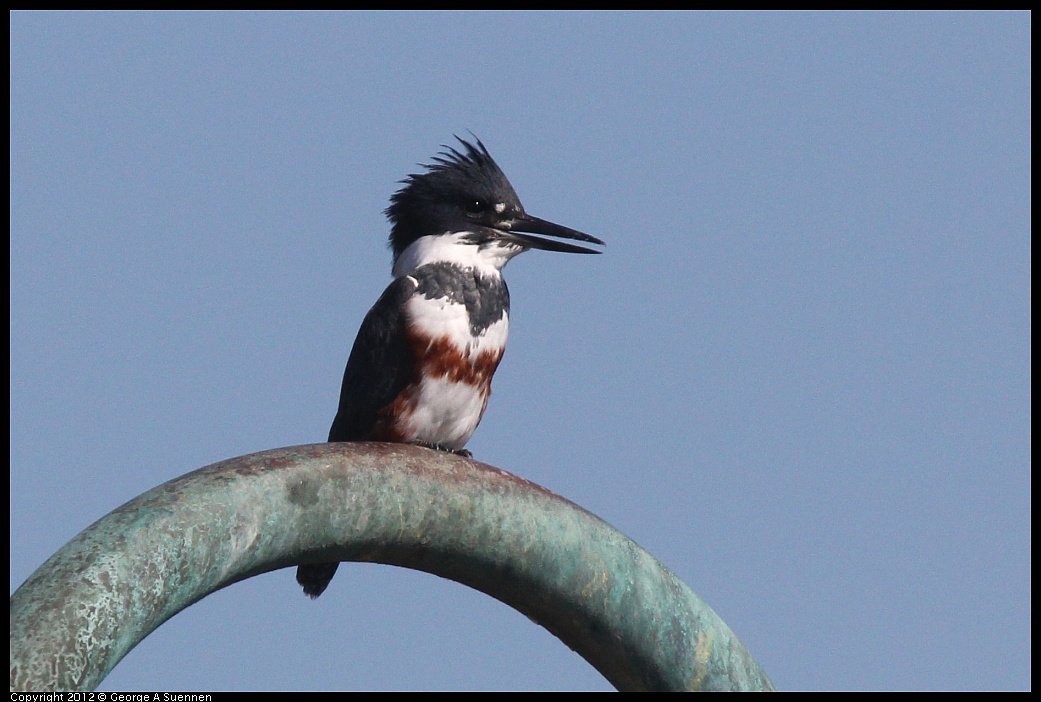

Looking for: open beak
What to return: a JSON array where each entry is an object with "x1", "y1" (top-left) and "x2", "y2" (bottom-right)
[{"x1": 502, "y1": 214, "x2": 605, "y2": 254}]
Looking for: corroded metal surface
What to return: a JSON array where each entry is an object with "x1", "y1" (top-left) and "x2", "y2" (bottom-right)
[{"x1": 10, "y1": 443, "x2": 775, "y2": 691}]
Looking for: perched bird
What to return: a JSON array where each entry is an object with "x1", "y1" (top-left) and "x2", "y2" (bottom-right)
[{"x1": 297, "y1": 136, "x2": 604, "y2": 598}]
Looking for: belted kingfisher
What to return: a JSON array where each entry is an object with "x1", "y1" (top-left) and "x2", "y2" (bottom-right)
[{"x1": 297, "y1": 136, "x2": 604, "y2": 598}]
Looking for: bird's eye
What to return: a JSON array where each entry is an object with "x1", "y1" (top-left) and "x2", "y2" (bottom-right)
[{"x1": 464, "y1": 199, "x2": 485, "y2": 214}]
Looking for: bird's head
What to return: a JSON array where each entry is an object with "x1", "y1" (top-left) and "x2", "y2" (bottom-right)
[{"x1": 387, "y1": 137, "x2": 604, "y2": 275}]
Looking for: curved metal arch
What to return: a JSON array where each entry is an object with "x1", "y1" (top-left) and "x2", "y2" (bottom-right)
[{"x1": 9, "y1": 442, "x2": 775, "y2": 691}]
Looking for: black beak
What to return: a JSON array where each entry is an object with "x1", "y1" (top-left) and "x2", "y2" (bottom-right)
[{"x1": 503, "y1": 214, "x2": 605, "y2": 254}]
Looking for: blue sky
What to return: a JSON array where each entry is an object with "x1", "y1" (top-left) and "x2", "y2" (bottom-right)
[{"x1": 10, "y1": 11, "x2": 1030, "y2": 691}]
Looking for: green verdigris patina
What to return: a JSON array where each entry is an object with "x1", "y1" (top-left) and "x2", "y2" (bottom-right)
[{"x1": 10, "y1": 442, "x2": 775, "y2": 691}]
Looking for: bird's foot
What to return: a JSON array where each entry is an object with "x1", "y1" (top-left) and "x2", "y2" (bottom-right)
[{"x1": 414, "y1": 442, "x2": 472, "y2": 459}]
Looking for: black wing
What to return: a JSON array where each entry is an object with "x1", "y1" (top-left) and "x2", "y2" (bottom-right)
[
  {"x1": 300, "y1": 277, "x2": 420, "y2": 598},
  {"x1": 328, "y1": 275, "x2": 417, "y2": 442}
]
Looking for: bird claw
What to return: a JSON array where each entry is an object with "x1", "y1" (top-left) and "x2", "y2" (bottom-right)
[{"x1": 413, "y1": 441, "x2": 472, "y2": 459}]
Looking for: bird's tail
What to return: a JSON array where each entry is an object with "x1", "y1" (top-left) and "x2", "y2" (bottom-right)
[{"x1": 297, "y1": 562, "x2": 340, "y2": 599}]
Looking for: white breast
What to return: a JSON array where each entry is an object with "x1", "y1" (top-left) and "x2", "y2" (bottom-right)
[
  {"x1": 397, "y1": 291, "x2": 509, "y2": 450},
  {"x1": 405, "y1": 291, "x2": 509, "y2": 361}
]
